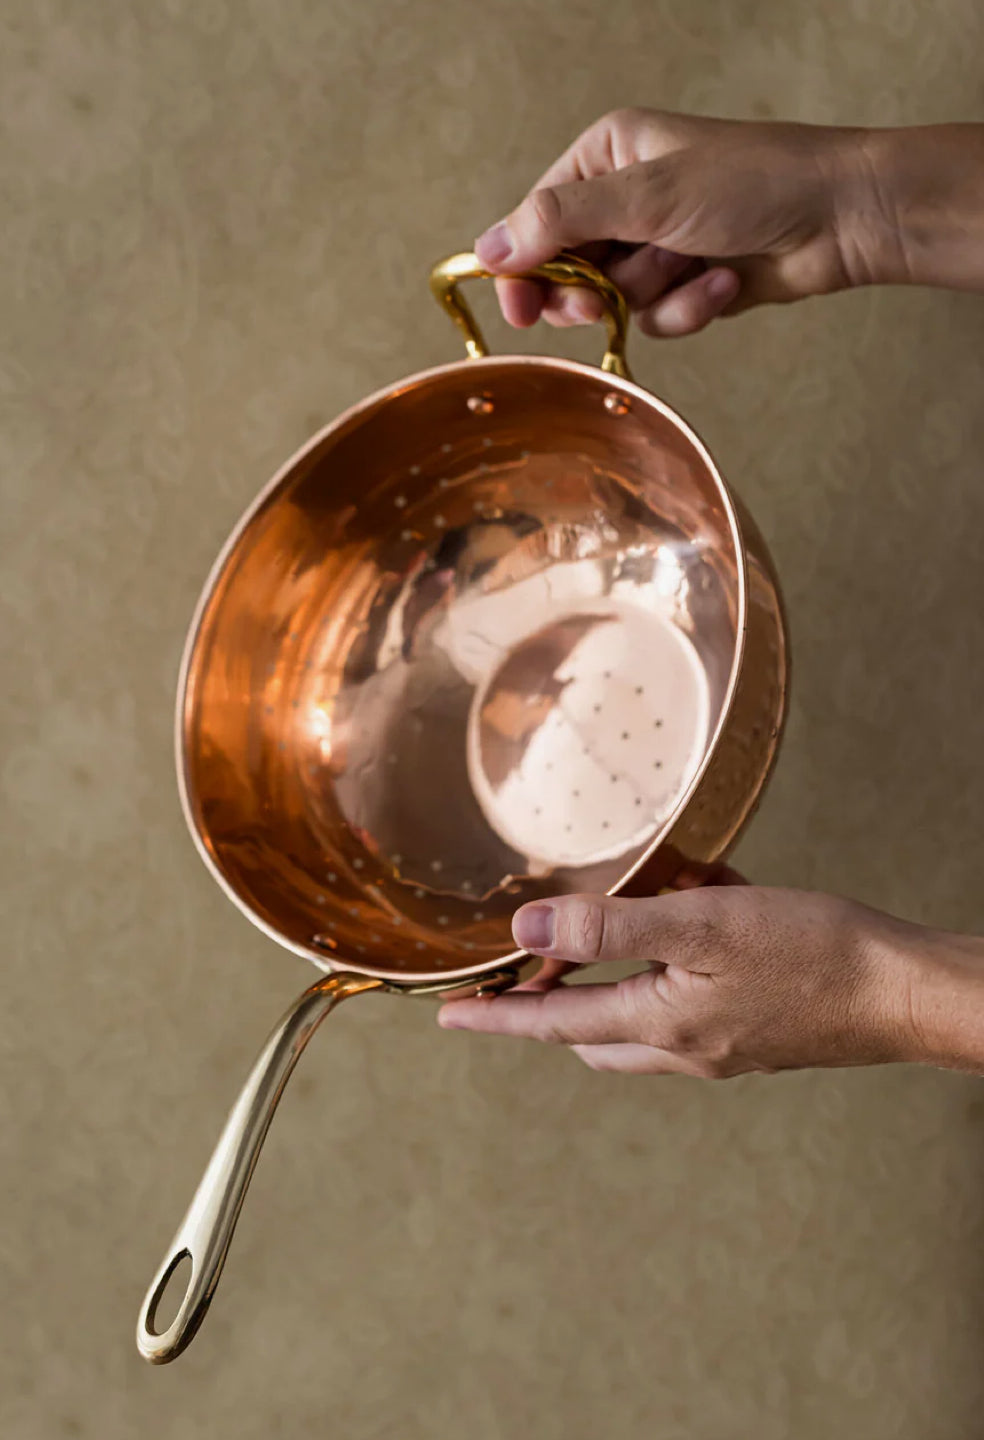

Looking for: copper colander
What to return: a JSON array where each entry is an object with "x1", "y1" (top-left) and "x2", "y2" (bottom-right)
[{"x1": 137, "y1": 252, "x2": 788, "y2": 1363}]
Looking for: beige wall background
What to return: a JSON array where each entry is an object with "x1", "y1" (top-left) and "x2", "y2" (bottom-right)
[{"x1": 3, "y1": 1, "x2": 984, "y2": 1436}]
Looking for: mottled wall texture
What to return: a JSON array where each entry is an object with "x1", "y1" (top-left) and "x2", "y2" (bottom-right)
[{"x1": 3, "y1": 2, "x2": 984, "y2": 1437}]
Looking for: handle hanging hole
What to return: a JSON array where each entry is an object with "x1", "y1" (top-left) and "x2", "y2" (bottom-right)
[{"x1": 145, "y1": 1251, "x2": 192, "y2": 1337}]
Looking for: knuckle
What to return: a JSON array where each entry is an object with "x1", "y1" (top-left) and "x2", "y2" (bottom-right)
[
  {"x1": 601, "y1": 105, "x2": 642, "y2": 134},
  {"x1": 601, "y1": 105, "x2": 661, "y2": 141},
  {"x1": 526, "y1": 185, "x2": 564, "y2": 239},
  {"x1": 632, "y1": 154, "x2": 678, "y2": 221},
  {"x1": 563, "y1": 900, "x2": 608, "y2": 962},
  {"x1": 705, "y1": 1033, "x2": 737, "y2": 1068},
  {"x1": 537, "y1": 1022, "x2": 572, "y2": 1046},
  {"x1": 693, "y1": 1057, "x2": 731, "y2": 1080},
  {"x1": 690, "y1": 1033, "x2": 741, "y2": 1079}
]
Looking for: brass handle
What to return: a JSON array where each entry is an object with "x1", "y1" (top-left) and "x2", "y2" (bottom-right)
[
  {"x1": 430, "y1": 251, "x2": 631, "y2": 380},
  {"x1": 136, "y1": 971, "x2": 384, "y2": 1364}
]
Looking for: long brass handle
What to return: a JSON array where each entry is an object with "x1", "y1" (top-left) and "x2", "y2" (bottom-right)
[
  {"x1": 429, "y1": 251, "x2": 631, "y2": 379},
  {"x1": 136, "y1": 963, "x2": 519, "y2": 1363},
  {"x1": 136, "y1": 971, "x2": 384, "y2": 1364}
]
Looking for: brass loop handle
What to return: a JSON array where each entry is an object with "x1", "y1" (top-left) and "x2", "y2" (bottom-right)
[{"x1": 429, "y1": 251, "x2": 631, "y2": 380}]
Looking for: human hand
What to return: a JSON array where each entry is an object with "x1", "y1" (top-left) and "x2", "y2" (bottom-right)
[
  {"x1": 476, "y1": 109, "x2": 984, "y2": 338},
  {"x1": 438, "y1": 884, "x2": 984, "y2": 1078}
]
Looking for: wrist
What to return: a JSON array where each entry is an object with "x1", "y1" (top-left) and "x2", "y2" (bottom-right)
[
  {"x1": 890, "y1": 924, "x2": 984, "y2": 1072},
  {"x1": 831, "y1": 123, "x2": 984, "y2": 292}
]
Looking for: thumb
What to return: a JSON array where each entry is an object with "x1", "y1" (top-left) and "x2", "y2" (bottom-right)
[
  {"x1": 475, "y1": 161, "x2": 669, "y2": 272},
  {"x1": 511, "y1": 890, "x2": 713, "y2": 967}
]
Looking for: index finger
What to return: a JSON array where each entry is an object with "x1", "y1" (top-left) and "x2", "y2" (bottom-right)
[
  {"x1": 437, "y1": 980, "x2": 632, "y2": 1045},
  {"x1": 492, "y1": 113, "x2": 639, "y2": 328}
]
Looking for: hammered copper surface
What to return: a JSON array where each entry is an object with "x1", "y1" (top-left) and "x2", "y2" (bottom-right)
[{"x1": 182, "y1": 354, "x2": 785, "y2": 980}]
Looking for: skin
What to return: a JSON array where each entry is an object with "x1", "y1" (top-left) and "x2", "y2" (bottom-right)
[{"x1": 437, "y1": 110, "x2": 984, "y2": 1077}]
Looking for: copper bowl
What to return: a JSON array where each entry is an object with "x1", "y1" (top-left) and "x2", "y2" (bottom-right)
[{"x1": 137, "y1": 252, "x2": 788, "y2": 1363}]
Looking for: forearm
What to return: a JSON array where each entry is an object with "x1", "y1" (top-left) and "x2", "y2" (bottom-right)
[{"x1": 839, "y1": 123, "x2": 984, "y2": 293}]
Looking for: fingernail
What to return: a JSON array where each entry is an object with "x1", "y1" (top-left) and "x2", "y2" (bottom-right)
[
  {"x1": 512, "y1": 903, "x2": 555, "y2": 953},
  {"x1": 654, "y1": 296, "x2": 687, "y2": 334},
  {"x1": 475, "y1": 221, "x2": 513, "y2": 267},
  {"x1": 706, "y1": 268, "x2": 738, "y2": 302},
  {"x1": 437, "y1": 1006, "x2": 463, "y2": 1029},
  {"x1": 568, "y1": 290, "x2": 600, "y2": 323}
]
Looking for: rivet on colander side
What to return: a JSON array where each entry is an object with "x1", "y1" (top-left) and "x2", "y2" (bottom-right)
[{"x1": 603, "y1": 392, "x2": 631, "y2": 415}]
